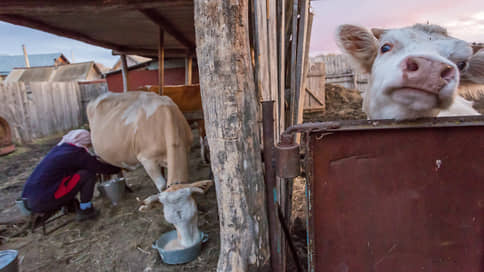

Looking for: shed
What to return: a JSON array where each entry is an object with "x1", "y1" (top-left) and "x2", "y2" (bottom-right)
[
  {"x1": 0, "y1": 52, "x2": 69, "y2": 80},
  {"x1": 111, "y1": 55, "x2": 152, "y2": 70},
  {"x1": 104, "y1": 58, "x2": 199, "y2": 92},
  {"x1": 5, "y1": 61, "x2": 103, "y2": 82}
]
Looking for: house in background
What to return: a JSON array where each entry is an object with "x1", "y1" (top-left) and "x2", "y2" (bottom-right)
[
  {"x1": 104, "y1": 57, "x2": 199, "y2": 92},
  {"x1": 0, "y1": 53, "x2": 69, "y2": 81},
  {"x1": 111, "y1": 55, "x2": 151, "y2": 71},
  {"x1": 5, "y1": 61, "x2": 103, "y2": 83}
]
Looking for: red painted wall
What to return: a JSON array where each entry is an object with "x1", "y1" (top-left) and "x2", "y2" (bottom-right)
[{"x1": 106, "y1": 67, "x2": 199, "y2": 93}]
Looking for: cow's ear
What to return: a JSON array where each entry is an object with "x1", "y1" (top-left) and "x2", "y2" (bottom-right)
[
  {"x1": 371, "y1": 28, "x2": 386, "y2": 40},
  {"x1": 464, "y1": 50, "x2": 484, "y2": 84},
  {"x1": 472, "y1": 44, "x2": 483, "y2": 54},
  {"x1": 336, "y1": 24, "x2": 378, "y2": 73}
]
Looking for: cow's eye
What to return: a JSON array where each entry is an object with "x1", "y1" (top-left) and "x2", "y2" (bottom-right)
[
  {"x1": 380, "y1": 43, "x2": 393, "y2": 54},
  {"x1": 456, "y1": 61, "x2": 467, "y2": 71}
]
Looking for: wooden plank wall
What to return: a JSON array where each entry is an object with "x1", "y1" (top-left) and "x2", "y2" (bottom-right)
[
  {"x1": 0, "y1": 81, "x2": 108, "y2": 143},
  {"x1": 79, "y1": 81, "x2": 108, "y2": 124},
  {"x1": 304, "y1": 62, "x2": 326, "y2": 112},
  {"x1": 311, "y1": 54, "x2": 369, "y2": 92}
]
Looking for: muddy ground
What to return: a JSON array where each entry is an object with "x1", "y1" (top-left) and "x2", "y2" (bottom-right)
[{"x1": 0, "y1": 129, "x2": 217, "y2": 272}]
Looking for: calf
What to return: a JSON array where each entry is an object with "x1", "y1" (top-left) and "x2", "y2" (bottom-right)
[{"x1": 336, "y1": 23, "x2": 484, "y2": 119}]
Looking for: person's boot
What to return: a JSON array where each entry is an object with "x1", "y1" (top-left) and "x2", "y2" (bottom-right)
[{"x1": 76, "y1": 206, "x2": 99, "y2": 222}]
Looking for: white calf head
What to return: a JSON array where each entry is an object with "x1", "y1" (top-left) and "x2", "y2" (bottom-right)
[
  {"x1": 336, "y1": 24, "x2": 483, "y2": 120},
  {"x1": 158, "y1": 180, "x2": 213, "y2": 248}
]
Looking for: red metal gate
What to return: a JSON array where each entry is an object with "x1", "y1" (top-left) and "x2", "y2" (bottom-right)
[{"x1": 276, "y1": 116, "x2": 484, "y2": 272}]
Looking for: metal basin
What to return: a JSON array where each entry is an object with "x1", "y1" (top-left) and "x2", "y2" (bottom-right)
[
  {"x1": 98, "y1": 177, "x2": 126, "y2": 205},
  {"x1": 0, "y1": 250, "x2": 18, "y2": 272},
  {"x1": 152, "y1": 230, "x2": 208, "y2": 265}
]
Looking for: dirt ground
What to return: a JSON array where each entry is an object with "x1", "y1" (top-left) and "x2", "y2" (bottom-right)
[{"x1": 0, "y1": 129, "x2": 218, "y2": 272}]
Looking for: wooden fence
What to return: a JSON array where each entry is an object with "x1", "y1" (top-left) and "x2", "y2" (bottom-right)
[
  {"x1": 0, "y1": 81, "x2": 107, "y2": 143},
  {"x1": 311, "y1": 54, "x2": 369, "y2": 92}
]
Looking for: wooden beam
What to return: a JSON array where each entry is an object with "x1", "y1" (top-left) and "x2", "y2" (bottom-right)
[
  {"x1": 0, "y1": 0, "x2": 193, "y2": 12},
  {"x1": 120, "y1": 54, "x2": 129, "y2": 93},
  {"x1": 0, "y1": 14, "x2": 150, "y2": 56},
  {"x1": 158, "y1": 28, "x2": 165, "y2": 95},
  {"x1": 139, "y1": 8, "x2": 196, "y2": 50},
  {"x1": 185, "y1": 56, "x2": 193, "y2": 85},
  {"x1": 112, "y1": 48, "x2": 192, "y2": 58}
]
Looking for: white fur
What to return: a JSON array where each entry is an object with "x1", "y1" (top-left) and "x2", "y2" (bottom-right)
[
  {"x1": 158, "y1": 188, "x2": 202, "y2": 248},
  {"x1": 337, "y1": 24, "x2": 481, "y2": 120}
]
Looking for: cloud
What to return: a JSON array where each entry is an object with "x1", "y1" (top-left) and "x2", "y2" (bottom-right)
[{"x1": 310, "y1": 0, "x2": 484, "y2": 56}]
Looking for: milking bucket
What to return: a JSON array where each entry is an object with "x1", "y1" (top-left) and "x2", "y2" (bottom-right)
[
  {"x1": 152, "y1": 230, "x2": 208, "y2": 265},
  {"x1": 0, "y1": 250, "x2": 18, "y2": 272},
  {"x1": 98, "y1": 177, "x2": 126, "y2": 205}
]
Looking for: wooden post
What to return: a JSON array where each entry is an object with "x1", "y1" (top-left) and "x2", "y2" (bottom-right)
[
  {"x1": 120, "y1": 54, "x2": 129, "y2": 93},
  {"x1": 277, "y1": 0, "x2": 286, "y2": 134},
  {"x1": 185, "y1": 55, "x2": 193, "y2": 85},
  {"x1": 158, "y1": 28, "x2": 165, "y2": 95},
  {"x1": 194, "y1": 0, "x2": 271, "y2": 271}
]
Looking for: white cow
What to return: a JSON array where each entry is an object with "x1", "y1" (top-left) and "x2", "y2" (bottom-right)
[
  {"x1": 336, "y1": 23, "x2": 484, "y2": 119},
  {"x1": 87, "y1": 91, "x2": 213, "y2": 247}
]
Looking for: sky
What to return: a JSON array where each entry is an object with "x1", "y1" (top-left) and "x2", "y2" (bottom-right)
[
  {"x1": 310, "y1": 0, "x2": 484, "y2": 56},
  {"x1": 0, "y1": 1, "x2": 483, "y2": 66}
]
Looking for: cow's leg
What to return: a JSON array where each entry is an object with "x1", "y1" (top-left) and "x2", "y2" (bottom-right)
[
  {"x1": 139, "y1": 157, "x2": 166, "y2": 192},
  {"x1": 138, "y1": 157, "x2": 166, "y2": 210}
]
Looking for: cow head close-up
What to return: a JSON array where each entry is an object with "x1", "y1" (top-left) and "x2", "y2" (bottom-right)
[{"x1": 336, "y1": 23, "x2": 484, "y2": 120}]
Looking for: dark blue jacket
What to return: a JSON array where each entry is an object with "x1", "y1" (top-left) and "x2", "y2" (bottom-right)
[{"x1": 22, "y1": 143, "x2": 120, "y2": 208}]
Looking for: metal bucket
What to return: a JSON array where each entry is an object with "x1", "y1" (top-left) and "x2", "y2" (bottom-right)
[
  {"x1": 152, "y1": 230, "x2": 208, "y2": 265},
  {"x1": 98, "y1": 177, "x2": 126, "y2": 206},
  {"x1": 0, "y1": 250, "x2": 18, "y2": 272}
]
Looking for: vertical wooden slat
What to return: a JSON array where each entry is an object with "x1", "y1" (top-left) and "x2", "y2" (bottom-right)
[
  {"x1": 294, "y1": 0, "x2": 309, "y2": 126},
  {"x1": 253, "y1": 0, "x2": 271, "y2": 101},
  {"x1": 277, "y1": 0, "x2": 286, "y2": 135},
  {"x1": 120, "y1": 54, "x2": 129, "y2": 93},
  {"x1": 185, "y1": 55, "x2": 193, "y2": 85},
  {"x1": 289, "y1": 0, "x2": 298, "y2": 127},
  {"x1": 158, "y1": 28, "x2": 165, "y2": 95}
]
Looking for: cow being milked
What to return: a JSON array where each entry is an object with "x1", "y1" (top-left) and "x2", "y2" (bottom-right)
[
  {"x1": 87, "y1": 91, "x2": 213, "y2": 247},
  {"x1": 336, "y1": 23, "x2": 484, "y2": 120}
]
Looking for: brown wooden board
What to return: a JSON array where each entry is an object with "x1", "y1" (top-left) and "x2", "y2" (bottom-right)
[{"x1": 305, "y1": 119, "x2": 484, "y2": 272}]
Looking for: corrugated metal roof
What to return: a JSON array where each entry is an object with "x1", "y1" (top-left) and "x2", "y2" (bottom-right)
[
  {"x1": 5, "y1": 62, "x2": 99, "y2": 82},
  {"x1": 0, "y1": 53, "x2": 66, "y2": 75}
]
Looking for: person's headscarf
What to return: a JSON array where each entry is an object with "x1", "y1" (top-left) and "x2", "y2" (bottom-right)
[{"x1": 58, "y1": 129, "x2": 91, "y2": 150}]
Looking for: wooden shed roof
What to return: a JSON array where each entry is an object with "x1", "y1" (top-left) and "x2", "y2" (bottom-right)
[{"x1": 0, "y1": 1, "x2": 196, "y2": 58}]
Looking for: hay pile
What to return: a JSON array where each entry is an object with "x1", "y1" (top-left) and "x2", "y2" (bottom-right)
[{"x1": 304, "y1": 83, "x2": 366, "y2": 122}]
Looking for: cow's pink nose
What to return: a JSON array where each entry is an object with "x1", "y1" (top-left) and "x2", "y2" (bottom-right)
[{"x1": 401, "y1": 57, "x2": 456, "y2": 93}]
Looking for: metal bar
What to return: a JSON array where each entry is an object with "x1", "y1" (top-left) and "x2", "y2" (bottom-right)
[
  {"x1": 261, "y1": 100, "x2": 282, "y2": 272},
  {"x1": 277, "y1": 204, "x2": 303, "y2": 272},
  {"x1": 281, "y1": 116, "x2": 484, "y2": 137}
]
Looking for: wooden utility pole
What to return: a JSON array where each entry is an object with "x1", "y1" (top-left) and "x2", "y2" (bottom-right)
[{"x1": 194, "y1": 0, "x2": 271, "y2": 271}]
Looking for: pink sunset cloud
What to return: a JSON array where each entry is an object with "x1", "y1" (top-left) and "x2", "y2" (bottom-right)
[{"x1": 310, "y1": 0, "x2": 484, "y2": 56}]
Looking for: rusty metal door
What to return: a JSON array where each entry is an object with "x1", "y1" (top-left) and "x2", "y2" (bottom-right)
[{"x1": 282, "y1": 117, "x2": 484, "y2": 272}]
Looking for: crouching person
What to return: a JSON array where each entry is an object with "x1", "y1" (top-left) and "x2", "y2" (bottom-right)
[{"x1": 21, "y1": 129, "x2": 121, "y2": 222}]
